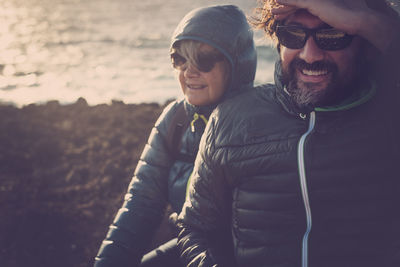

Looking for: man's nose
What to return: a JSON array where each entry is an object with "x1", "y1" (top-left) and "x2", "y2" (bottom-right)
[{"x1": 298, "y1": 37, "x2": 325, "y2": 63}]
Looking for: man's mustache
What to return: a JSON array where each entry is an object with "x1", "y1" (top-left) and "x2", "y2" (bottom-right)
[{"x1": 290, "y1": 58, "x2": 337, "y2": 73}]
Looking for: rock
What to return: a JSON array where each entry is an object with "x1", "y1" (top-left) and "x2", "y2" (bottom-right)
[{"x1": 0, "y1": 101, "x2": 165, "y2": 267}]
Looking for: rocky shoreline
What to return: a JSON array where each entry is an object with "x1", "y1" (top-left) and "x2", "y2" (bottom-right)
[{"x1": 0, "y1": 98, "x2": 173, "y2": 267}]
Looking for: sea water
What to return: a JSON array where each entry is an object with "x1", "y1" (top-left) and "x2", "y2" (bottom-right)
[{"x1": 0, "y1": 0, "x2": 279, "y2": 106}]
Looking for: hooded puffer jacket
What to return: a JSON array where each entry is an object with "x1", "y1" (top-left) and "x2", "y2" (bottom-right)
[
  {"x1": 178, "y1": 32, "x2": 400, "y2": 266},
  {"x1": 94, "y1": 5, "x2": 256, "y2": 267}
]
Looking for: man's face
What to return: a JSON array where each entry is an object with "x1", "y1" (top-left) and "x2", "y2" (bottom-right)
[{"x1": 279, "y1": 10, "x2": 365, "y2": 108}]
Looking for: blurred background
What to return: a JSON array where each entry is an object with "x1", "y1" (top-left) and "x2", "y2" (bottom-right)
[{"x1": 0, "y1": 0, "x2": 278, "y2": 107}]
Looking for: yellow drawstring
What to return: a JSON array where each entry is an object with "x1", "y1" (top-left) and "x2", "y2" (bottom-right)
[{"x1": 190, "y1": 113, "x2": 208, "y2": 132}]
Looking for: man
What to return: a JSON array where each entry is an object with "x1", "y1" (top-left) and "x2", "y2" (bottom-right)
[{"x1": 178, "y1": 0, "x2": 400, "y2": 266}]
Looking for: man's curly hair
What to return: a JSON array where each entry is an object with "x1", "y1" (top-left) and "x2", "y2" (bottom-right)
[
  {"x1": 252, "y1": 0, "x2": 280, "y2": 41},
  {"x1": 252, "y1": 0, "x2": 398, "y2": 42}
]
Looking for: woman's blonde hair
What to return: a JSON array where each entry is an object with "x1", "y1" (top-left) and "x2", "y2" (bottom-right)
[
  {"x1": 171, "y1": 40, "x2": 203, "y2": 70},
  {"x1": 171, "y1": 40, "x2": 230, "y2": 73}
]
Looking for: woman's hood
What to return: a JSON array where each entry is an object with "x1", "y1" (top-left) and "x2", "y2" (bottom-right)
[{"x1": 171, "y1": 5, "x2": 257, "y2": 98}]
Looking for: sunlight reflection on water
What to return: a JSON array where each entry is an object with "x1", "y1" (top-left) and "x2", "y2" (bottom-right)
[{"x1": 0, "y1": 0, "x2": 278, "y2": 106}]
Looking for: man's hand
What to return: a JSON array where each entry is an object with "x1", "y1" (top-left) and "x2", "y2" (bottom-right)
[
  {"x1": 271, "y1": 0, "x2": 399, "y2": 52},
  {"x1": 272, "y1": 0, "x2": 369, "y2": 34}
]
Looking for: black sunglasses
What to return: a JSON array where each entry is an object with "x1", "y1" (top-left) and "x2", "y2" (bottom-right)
[
  {"x1": 170, "y1": 52, "x2": 225, "y2": 72},
  {"x1": 276, "y1": 25, "x2": 354, "y2": 51}
]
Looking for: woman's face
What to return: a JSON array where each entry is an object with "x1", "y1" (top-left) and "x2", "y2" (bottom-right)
[{"x1": 177, "y1": 43, "x2": 230, "y2": 106}]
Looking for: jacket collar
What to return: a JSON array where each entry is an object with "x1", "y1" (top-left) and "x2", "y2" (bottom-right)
[{"x1": 184, "y1": 100, "x2": 214, "y2": 121}]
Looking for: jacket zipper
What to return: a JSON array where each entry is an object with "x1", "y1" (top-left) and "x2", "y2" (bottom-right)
[{"x1": 297, "y1": 111, "x2": 316, "y2": 267}]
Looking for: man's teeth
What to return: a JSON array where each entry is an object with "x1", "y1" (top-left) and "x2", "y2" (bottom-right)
[{"x1": 302, "y1": 69, "x2": 328, "y2": 76}]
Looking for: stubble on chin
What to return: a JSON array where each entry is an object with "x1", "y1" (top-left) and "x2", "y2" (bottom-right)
[{"x1": 286, "y1": 78, "x2": 331, "y2": 108}]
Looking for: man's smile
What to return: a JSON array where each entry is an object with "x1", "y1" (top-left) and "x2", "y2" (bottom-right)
[{"x1": 296, "y1": 67, "x2": 331, "y2": 84}]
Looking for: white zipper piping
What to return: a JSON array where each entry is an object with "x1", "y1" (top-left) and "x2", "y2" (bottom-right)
[{"x1": 297, "y1": 111, "x2": 316, "y2": 267}]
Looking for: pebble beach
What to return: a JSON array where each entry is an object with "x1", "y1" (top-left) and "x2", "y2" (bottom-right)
[{"x1": 0, "y1": 99, "x2": 173, "y2": 267}]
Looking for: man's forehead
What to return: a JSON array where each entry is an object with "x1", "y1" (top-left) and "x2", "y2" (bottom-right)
[{"x1": 284, "y1": 9, "x2": 327, "y2": 28}]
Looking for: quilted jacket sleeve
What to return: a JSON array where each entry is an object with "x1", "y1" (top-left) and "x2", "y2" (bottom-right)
[
  {"x1": 378, "y1": 20, "x2": 400, "y2": 266},
  {"x1": 378, "y1": 22, "x2": 400, "y2": 97},
  {"x1": 94, "y1": 101, "x2": 179, "y2": 267},
  {"x1": 387, "y1": 30, "x2": 400, "y2": 267},
  {"x1": 177, "y1": 115, "x2": 236, "y2": 267}
]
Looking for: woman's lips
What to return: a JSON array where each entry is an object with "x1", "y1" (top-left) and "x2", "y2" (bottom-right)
[{"x1": 187, "y1": 84, "x2": 206, "y2": 90}]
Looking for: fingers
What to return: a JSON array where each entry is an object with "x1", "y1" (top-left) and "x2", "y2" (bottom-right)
[
  {"x1": 271, "y1": 5, "x2": 297, "y2": 15},
  {"x1": 271, "y1": 0, "x2": 299, "y2": 21},
  {"x1": 275, "y1": 0, "x2": 304, "y2": 8},
  {"x1": 271, "y1": 5, "x2": 298, "y2": 20}
]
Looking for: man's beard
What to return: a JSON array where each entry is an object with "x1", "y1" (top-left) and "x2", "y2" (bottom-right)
[{"x1": 281, "y1": 57, "x2": 364, "y2": 109}]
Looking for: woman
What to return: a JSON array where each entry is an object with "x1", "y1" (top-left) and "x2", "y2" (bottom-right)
[{"x1": 94, "y1": 5, "x2": 256, "y2": 267}]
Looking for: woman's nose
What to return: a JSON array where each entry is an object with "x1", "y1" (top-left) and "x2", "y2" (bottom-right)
[
  {"x1": 298, "y1": 37, "x2": 325, "y2": 63},
  {"x1": 184, "y1": 63, "x2": 201, "y2": 77}
]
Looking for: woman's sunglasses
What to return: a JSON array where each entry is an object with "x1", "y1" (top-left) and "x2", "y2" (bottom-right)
[
  {"x1": 276, "y1": 25, "x2": 354, "y2": 51},
  {"x1": 170, "y1": 52, "x2": 225, "y2": 72}
]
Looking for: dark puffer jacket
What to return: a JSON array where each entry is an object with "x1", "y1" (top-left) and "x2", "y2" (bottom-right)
[
  {"x1": 178, "y1": 33, "x2": 400, "y2": 267},
  {"x1": 94, "y1": 5, "x2": 256, "y2": 267}
]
